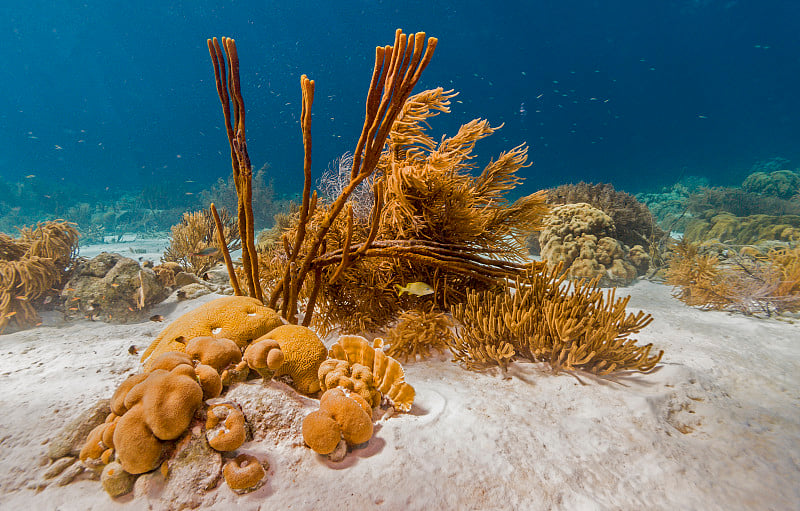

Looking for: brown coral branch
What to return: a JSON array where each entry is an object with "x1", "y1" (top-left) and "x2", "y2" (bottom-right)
[
  {"x1": 208, "y1": 36, "x2": 262, "y2": 302},
  {"x1": 210, "y1": 203, "x2": 243, "y2": 296}
]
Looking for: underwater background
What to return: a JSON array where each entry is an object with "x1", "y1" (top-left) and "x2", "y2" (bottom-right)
[{"x1": 1, "y1": 0, "x2": 799, "y2": 233}]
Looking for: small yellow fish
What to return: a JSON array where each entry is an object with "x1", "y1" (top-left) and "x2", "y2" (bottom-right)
[
  {"x1": 25, "y1": 174, "x2": 36, "y2": 179},
  {"x1": 395, "y1": 281, "x2": 434, "y2": 297},
  {"x1": 149, "y1": 314, "x2": 164, "y2": 322}
]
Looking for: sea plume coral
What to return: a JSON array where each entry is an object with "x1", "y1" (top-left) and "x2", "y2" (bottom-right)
[
  {"x1": 162, "y1": 208, "x2": 240, "y2": 275},
  {"x1": 0, "y1": 220, "x2": 79, "y2": 332},
  {"x1": 449, "y1": 263, "x2": 662, "y2": 376}
]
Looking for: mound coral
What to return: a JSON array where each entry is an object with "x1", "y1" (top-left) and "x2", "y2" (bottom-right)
[
  {"x1": 547, "y1": 181, "x2": 666, "y2": 251},
  {"x1": 243, "y1": 337, "x2": 284, "y2": 383},
  {"x1": 684, "y1": 212, "x2": 800, "y2": 245},
  {"x1": 254, "y1": 325, "x2": 327, "y2": 394},
  {"x1": 318, "y1": 358, "x2": 381, "y2": 408},
  {"x1": 741, "y1": 169, "x2": 800, "y2": 199},
  {"x1": 539, "y1": 203, "x2": 647, "y2": 286},
  {"x1": 206, "y1": 403, "x2": 247, "y2": 452},
  {"x1": 328, "y1": 335, "x2": 415, "y2": 411},
  {"x1": 450, "y1": 263, "x2": 662, "y2": 375},
  {"x1": 0, "y1": 220, "x2": 78, "y2": 332},
  {"x1": 223, "y1": 453, "x2": 266, "y2": 494},
  {"x1": 302, "y1": 388, "x2": 373, "y2": 456},
  {"x1": 140, "y1": 295, "x2": 283, "y2": 371}
]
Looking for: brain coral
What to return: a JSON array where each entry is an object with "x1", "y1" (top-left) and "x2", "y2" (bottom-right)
[
  {"x1": 140, "y1": 296, "x2": 283, "y2": 371},
  {"x1": 302, "y1": 387, "x2": 374, "y2": 456},
  {"x1": 254, "y1": 325, "x2": 328, "y2": 394},
  {"x1": 539, "y1": 203, "x2": 646, "y2": 287}
]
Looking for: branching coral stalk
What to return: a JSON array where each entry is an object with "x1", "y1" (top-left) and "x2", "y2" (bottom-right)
[{"x1": 208, "y1": 36, "x2": 262, "y2": 302}]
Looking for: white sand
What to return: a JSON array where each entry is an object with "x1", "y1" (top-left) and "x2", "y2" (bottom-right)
[{"x1": 1, "y1": 279, "x2": 798, "y2": 510}]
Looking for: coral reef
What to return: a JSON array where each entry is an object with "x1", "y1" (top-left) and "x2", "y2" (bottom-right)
[
  {"x1": 665, "y1": 239, "x2": 800, "y2": 315},
  {"x1": 139, "y1": 296, "x2": 283, "y2": 371},
  {"x1": 302, "y1": 388, "x2": 374, "y2": 456},
  {"x1": 383, "y1": 307, "x2": 454, "y2": 362},
  {"x1": 741, "y1": 169, "x2": 800, "y2": 199},
  {"x1": 254, "y1": 324, "x2": 328, "y2": 394},
  {"x1": 0, "y1": 220, "x2": 79, "y2": 332},
  {"x1": 162, "y1": 208, "x2": 241, "y2": 275},
  {"x1": 318, "y1": 358, "x2": 382, "y2": 408},
  {"x1": 449, "y1": 264, "x2": 662, "y2": 375},
  {"x1": 539, "y1": 203, "x2": 648, "y2": 286},
  {"x1": 328, "y1": 335, "x2": 415, "y2": 411},
  {"x1": 61, "y1": 252, "x2": 169, "y2": 323},
  {"x1": 547, "y1": 181, "x2": 666, "y2": 251},
  {"x1": 684, "y1": 212, "x2": 800, "y2": 245}
]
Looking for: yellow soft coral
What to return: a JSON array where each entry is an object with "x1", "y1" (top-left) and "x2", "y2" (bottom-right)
[
  {"x1": 140, "y1": 296, "x2": 283, "y2": 371},
  {"x1": 254, "y1": 325, "x2": 327, "y2": 394}
]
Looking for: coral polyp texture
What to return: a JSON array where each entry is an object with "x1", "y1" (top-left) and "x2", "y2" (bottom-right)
[
  {"x1": 253, "y1": 325, "x2": 328, "y2": 394},
  {"x1": 539, "y1": 202, "x2": 648, "y2": 287},
  {"x1": 450, "y1": 264, "x2": 662, "y2": 375},
  {"x1": 139, "y1": 295, "x2": 283, "y2": 371},
  {"x1": 328, "y1": 335, "x2": 415, "y2": 411},
  {"x1": 302, "y1": 388, "x2": 374, "y2": 456}
]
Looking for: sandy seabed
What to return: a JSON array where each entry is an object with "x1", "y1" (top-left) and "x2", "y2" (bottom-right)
[{"x1": 0, "y1": 275, "x2": 798, "y2": 510}]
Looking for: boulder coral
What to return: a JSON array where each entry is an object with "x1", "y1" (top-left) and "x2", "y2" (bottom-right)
[
  {"x1": 539, "y1": 202, "x2": 647, "y2": 287},
  {"x1": 302, "y1": 388, "x2": 374, "y2": 456},
  {"x1": 243, "y1": 337, "x2": 285, "y2": 383},
  {"x1": 741, "y1": 169, "x2": 800, "y2": 199},
  {"x1": 318, "y1": 358, "x2": 381, "y2": 408},
  {"x1": 140, "y1": 296, "x2": 283, "y2": 371},
  {"x1": 254, "y1": 325, "x2": 328, "y2": 394},
  {"x1": 223, "y1": 453, "x2": 267, "y2": 494},
  {"x1": 82, "y1": 351, "x2": 205, "y2": 475},
  {"x1": 205, "y1": 403, "x2": 247, "y2": 452}
]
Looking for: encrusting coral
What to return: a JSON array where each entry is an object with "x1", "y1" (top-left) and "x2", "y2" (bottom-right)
[
  {"x1": 450, "y1": 263, "x2": 662, "y2": 376},
  {"x1": 0, "y1": 220, "x2": 79, "y2": 332},
  {"x1": 139, "y1": 295, "x2": 283, "y2": 371}
]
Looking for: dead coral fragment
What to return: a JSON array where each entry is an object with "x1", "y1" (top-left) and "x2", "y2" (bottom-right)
[
  {"x1": 384, "y1": 308, "x2": 454, "y2": 362},
  {"x1": 450, "y1": 264, "x2": 662, "y2": 376}
]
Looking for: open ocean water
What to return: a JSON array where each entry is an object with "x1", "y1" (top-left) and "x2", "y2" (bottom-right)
[{"x1": 1, "y1": 0, "x2": 798, "y2": 232}]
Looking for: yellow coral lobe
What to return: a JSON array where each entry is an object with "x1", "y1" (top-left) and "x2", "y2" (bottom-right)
[{"x1": 257, "y1": 325, "x2": 327, "y2": 394}]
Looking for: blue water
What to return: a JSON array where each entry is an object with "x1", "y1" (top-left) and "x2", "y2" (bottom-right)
[{"x1": 2, "y1": 0, "x2": 799, "y2": 200}]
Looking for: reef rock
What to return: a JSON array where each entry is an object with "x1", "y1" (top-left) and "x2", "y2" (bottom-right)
[
  {"x1": 155, "y1": 432, "x2": 223, "y2": 510},
  {"x1": 48, "y1": 399, "x2": 111, "y2": 460},
  {"x1": 61, "y1": 252, "x2": 169, "y2": 323}
]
